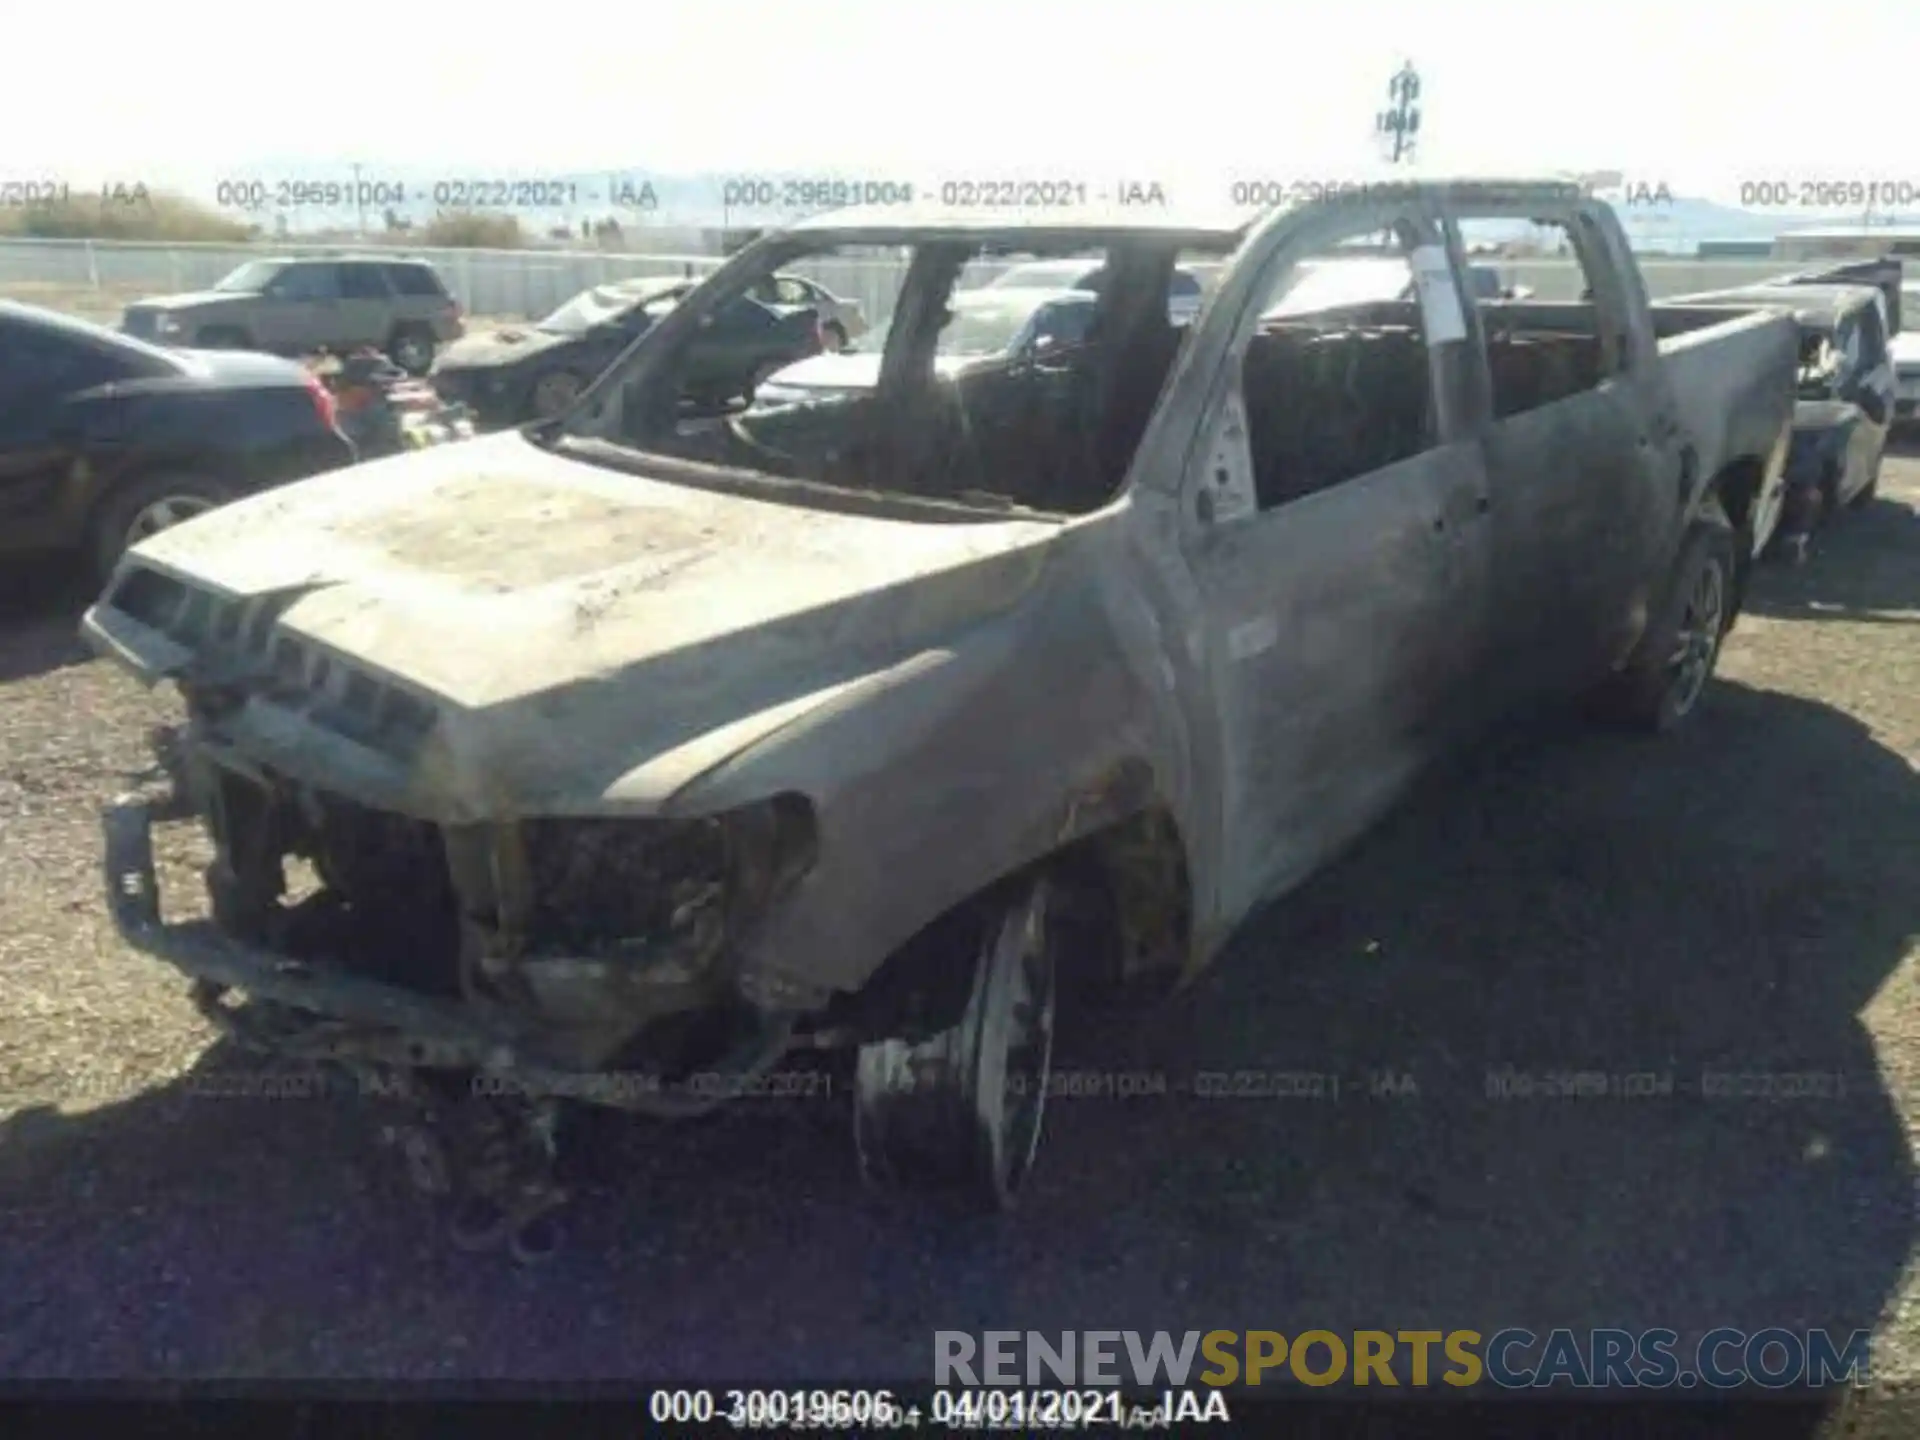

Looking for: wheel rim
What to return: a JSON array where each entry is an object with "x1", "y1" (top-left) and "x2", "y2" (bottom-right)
[
  {"x1": 532, "y1": 373, "x2": 582, "y2": 417},
  {"x1": 124, "y1": 493, "x2": 216, "y2": 548},
  {"x1": 393, "y1": 335, "x2": 431, "y2": 371},
  {"x1": 1666, "y1": 557, "x2": 1725, "y2": 717},
  {"x1": 822, "y1": 324, "x2": 848, "y2": 352},
  {"x1": 849, "y1": 876, "x2": 1060, "y2": 1207},
  {"x1": 979, "y1": 881, "x2": 1058, "y2": 1199}
]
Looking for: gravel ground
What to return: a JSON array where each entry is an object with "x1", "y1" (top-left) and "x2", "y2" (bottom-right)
[{"x1": 1, "y1": 454, "x2": 1918, "y2": 1389}]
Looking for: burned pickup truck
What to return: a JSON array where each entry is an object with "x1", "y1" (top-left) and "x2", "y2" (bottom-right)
[
  {"x1": 1670, "y1": 274, "x2": 1897, "y2": 559},
  {"x1": 83, "y1": 181, "x2": 1798, "y2": 1254}
]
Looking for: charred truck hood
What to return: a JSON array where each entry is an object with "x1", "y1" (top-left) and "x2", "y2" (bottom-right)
[{"x1": 81, "y1": 431, "x2": 1061, "y2": 824}]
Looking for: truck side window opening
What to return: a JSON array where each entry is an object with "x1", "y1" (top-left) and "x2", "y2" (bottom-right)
[
  {"x1": 1238, "y1": 238, "x2": 1444, "y2": 511},
  {"x1": 1459, "y1": 217, "x2": 1625, "y2": 419}
]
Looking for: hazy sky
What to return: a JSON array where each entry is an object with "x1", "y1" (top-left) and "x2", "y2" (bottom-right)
[{"x1": 6, "y1": 0, "x2": 1915, "y2": 208}]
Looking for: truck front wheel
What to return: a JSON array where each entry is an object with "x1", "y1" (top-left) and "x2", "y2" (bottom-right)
[
  {"x1": 1600, "y1": 526, "x2": 1734, "y2": 733},
  {"x1": 852, "y1": 873, "x2": 1059, "y2": 1211}
]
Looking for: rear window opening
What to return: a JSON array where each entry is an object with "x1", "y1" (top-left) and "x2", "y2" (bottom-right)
[{"x1": 564, "y1": 237, "x2": 1222, "y2": 518}]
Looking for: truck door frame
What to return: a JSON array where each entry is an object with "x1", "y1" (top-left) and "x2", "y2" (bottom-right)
[{"x1": 1166, "y1": 194, "x2": 1497, "y2": 930}]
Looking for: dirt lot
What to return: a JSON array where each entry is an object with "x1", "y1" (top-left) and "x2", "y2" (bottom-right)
[{"x1": 1, "y1": 454, "x2": 1917, "y2": 1390}]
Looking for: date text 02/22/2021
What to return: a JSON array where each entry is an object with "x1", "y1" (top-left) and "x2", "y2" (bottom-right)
[{"x1": 210, "y1": 177, "x2": 663, "y2": 210}]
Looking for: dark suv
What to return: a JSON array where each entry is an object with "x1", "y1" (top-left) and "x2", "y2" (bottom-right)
[{"x1": 121, "y1": 257, "x2": 465, "y2": 375}]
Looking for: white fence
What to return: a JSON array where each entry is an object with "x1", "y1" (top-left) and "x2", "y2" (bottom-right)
[{"x1": 0, "y1": 235, "x2": 1836, "y2": 328}]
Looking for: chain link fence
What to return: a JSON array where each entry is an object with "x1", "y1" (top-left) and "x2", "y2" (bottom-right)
[{"x1": 0, "y1": 235, "x2": 1833, "y2": 330}]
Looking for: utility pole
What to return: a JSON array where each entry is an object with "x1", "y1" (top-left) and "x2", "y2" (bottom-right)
[{"x1": 1376, "y1": 62, "x2": 1422, "y2": 164}]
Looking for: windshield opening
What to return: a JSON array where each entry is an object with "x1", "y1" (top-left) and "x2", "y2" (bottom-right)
[{"x1": 555, "y1": 234, "x2": 1224, "y2": 518}]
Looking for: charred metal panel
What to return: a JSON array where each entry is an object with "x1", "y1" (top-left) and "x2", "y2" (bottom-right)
[{"x1": 1181, "y1": 441, "x2": 1491, "y2": 923}]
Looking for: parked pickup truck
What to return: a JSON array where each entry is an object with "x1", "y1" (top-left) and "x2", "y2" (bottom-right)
[{"x1": 83, "y1": 181, "x2": 1797, "y2": 1255}]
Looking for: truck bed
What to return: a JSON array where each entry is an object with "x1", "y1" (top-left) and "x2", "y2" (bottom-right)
[
  {"x1": 1483, "y1": 296, "x2": 1791, "y2": 448},
  {"x1": 1256, "y1": 293, "x2": 1796, "y2": 551},
  {"x1": 1256, "y1": 296, "x2": 1794, "y2": 465},
  {"x1": 1462, "y1": 298, "x2": 1796, "y2": 553}
]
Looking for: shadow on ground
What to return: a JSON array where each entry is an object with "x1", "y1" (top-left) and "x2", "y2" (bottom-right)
[
  {"x1": 0, "y1": 557, "x2": 94, "y2": 686},
  {"x1": 1746, "y1": 472, "x2": 1920, "y2": 623},
  {"x1": 0, "y1": 673, "x2": 1914, "y2": 1403}
]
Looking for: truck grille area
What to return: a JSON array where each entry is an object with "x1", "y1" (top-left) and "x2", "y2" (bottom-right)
[
  {"x1": 205, "y1": 763, "x2": 463, "y2": 997},
  {"x1": 111, "y1": 567, "x2": 437, "y2": 760}
]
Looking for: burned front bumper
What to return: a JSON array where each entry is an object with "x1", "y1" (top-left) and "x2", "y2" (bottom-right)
[
  {"x1": 101, "y1": 774, "x2": 810, "y2": 1109},
  {"x1": 103, "y1": 794, "x2": 546, "y2": 1071}
]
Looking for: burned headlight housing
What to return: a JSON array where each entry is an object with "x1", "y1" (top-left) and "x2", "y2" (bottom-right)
[{"x1": 517, "y1": 795, "x2": 817, "y2": 962}]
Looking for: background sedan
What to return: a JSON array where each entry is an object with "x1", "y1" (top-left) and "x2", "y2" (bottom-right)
[
  {"x1": 431, "y1": 278, "x2": 824, "y2": 423},
  {"x1": 0, "y1": 300, "x2": 355, "y2": 587}
]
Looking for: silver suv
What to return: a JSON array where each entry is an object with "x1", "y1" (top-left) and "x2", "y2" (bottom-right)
[{"x1": 121, "y1": 257, "x2": 466, "y2": 375}]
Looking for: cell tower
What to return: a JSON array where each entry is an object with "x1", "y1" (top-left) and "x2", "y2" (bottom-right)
[{"x1": 1376, "y1": 62, "x2": 1422, "y2": 165}]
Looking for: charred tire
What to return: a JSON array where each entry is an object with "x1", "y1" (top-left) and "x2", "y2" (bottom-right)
[
  {"x1": 1598, "y1": 525, "x2": 1733, "y2": 734},
  {"x1": 528, "y1": 369, "x2": 586, "y2": 419},
  {"x1": 387, "y1": 325, "x2": 437, "y2": 376},
  {"x1": 87, "y1": 470, "x2": 231, "y2": 588},
  {"x1": 853, "y1": 874, "x2": 1059, "y2": 1211},
  {"x1": 194, "y1": 326, "x2": 252, "y2": 349}
]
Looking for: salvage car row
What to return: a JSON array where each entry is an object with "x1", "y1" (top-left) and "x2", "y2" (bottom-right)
[{"x1": 1, "y1": 180, "x2": 1908, "y2": 1261}]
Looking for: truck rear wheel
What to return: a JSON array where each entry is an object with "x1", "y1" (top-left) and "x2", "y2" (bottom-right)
[
  {"x1": 852, "y1": 874, "x2": 1059, "y2": 1211},
  {"x1": 1599, "y1": 525, "x2": 1733, "y2": 733}
]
